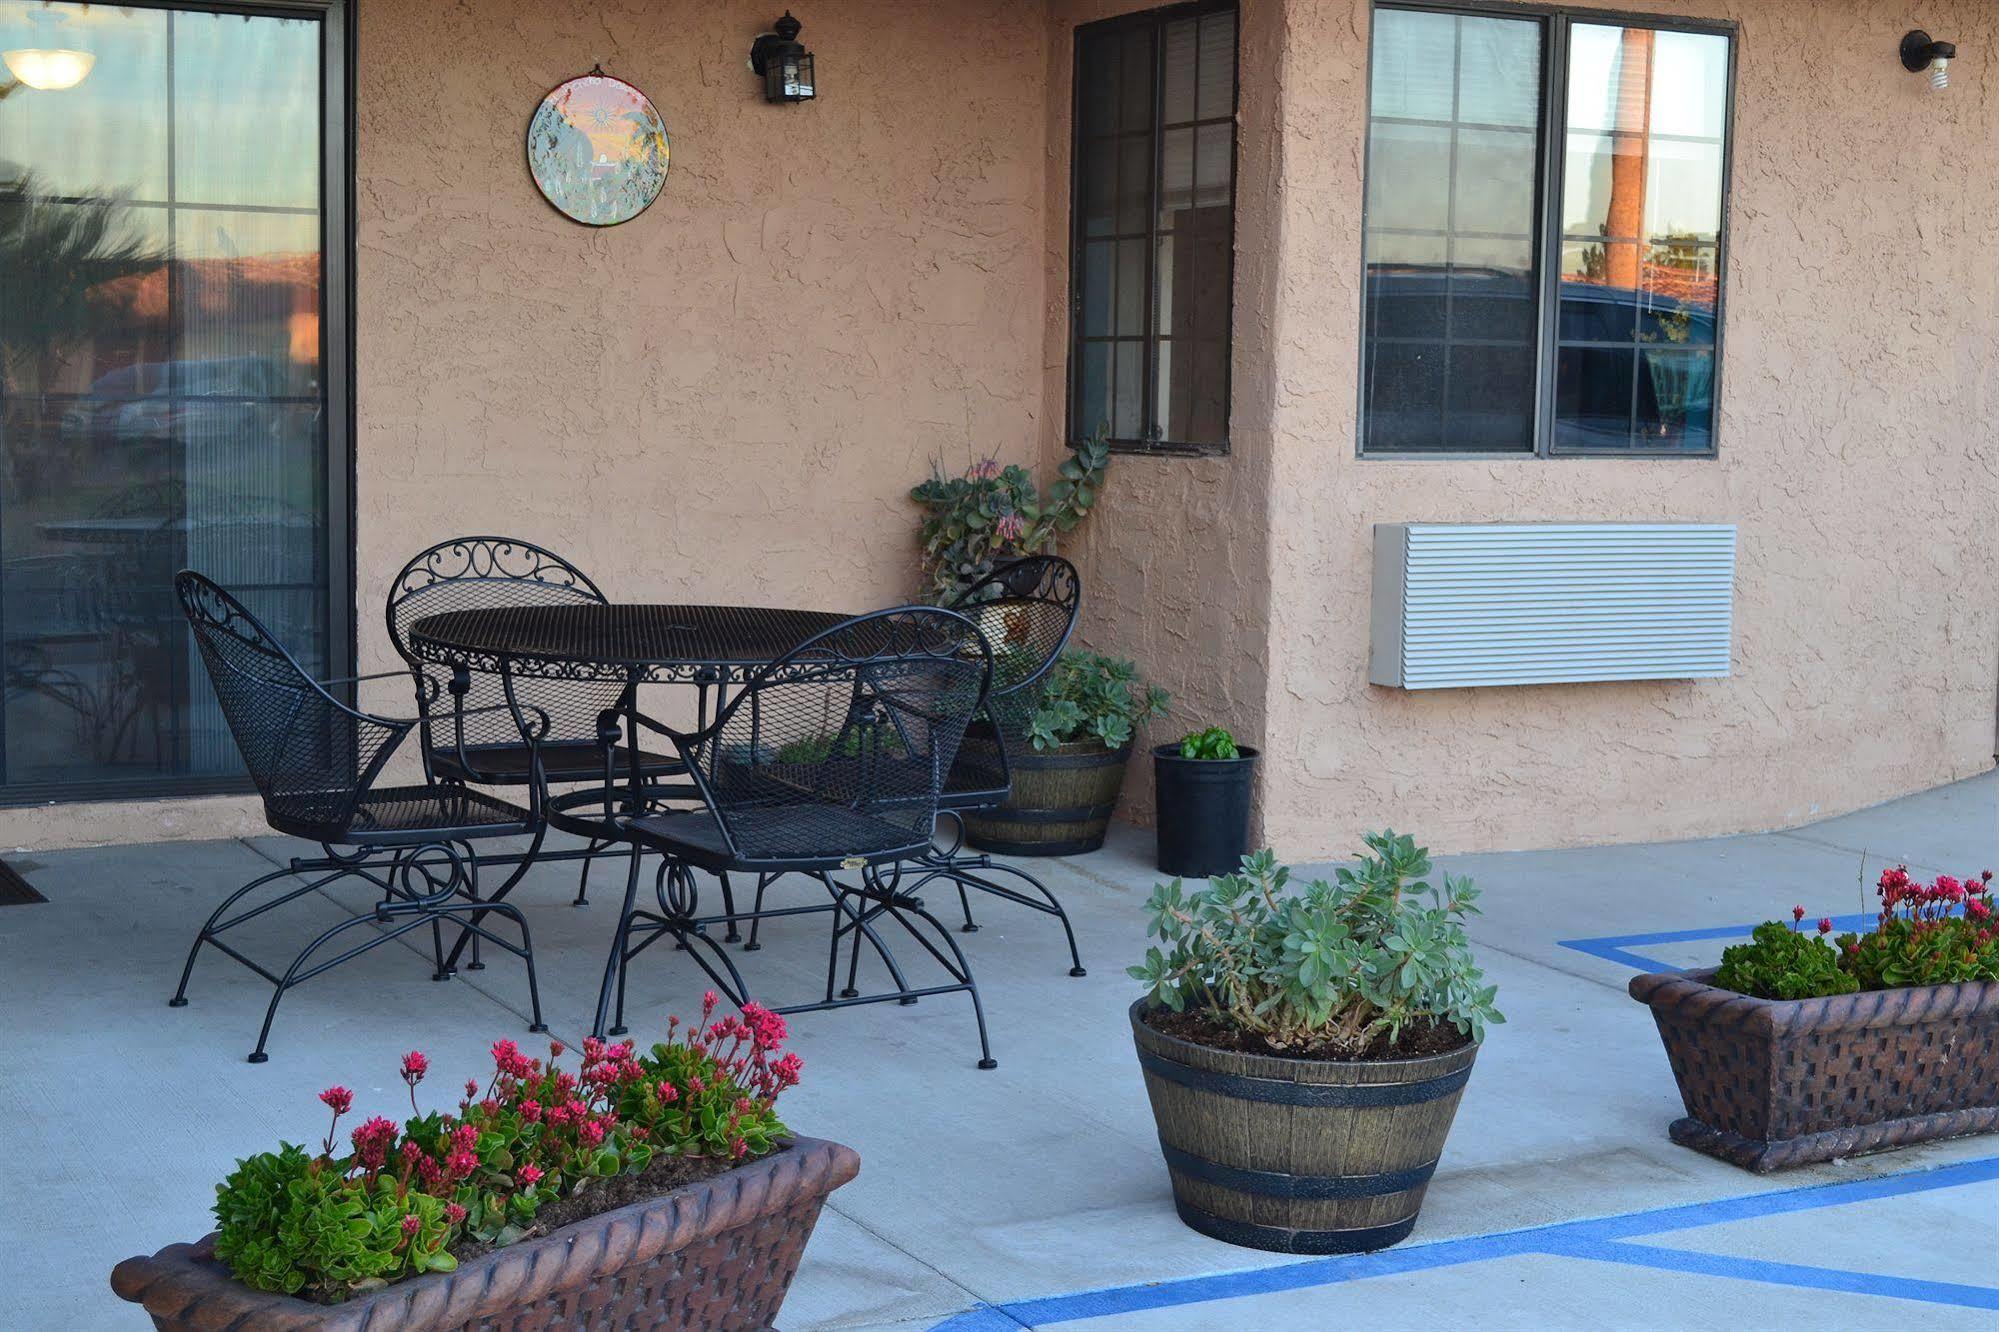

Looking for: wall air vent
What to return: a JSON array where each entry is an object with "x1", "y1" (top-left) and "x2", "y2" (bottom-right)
[{"x1": 1369, "y1": 523, "x2": 1736, "y2": 690}]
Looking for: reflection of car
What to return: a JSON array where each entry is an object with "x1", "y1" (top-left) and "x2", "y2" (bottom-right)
[
  {"x1": 58, "y1": 356, "x2": 289, "y2": 453},
  {"x1": 1363, "y1": 267, "x2": 1716, "y2": 449}
]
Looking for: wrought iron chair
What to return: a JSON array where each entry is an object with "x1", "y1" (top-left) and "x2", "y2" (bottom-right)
[
  {"x1": 386, "y1": 537, "x2": 685, "y2": 913},
  {"x1": 171, "y1": 570, "x2": 548, "y2": 1062},
  {"x1": 775, "y1": 556, "x2": 1088, "y2": 977},
  {"x1": 591, "y1": 607, "x2": 1003, "y2": 1067}
]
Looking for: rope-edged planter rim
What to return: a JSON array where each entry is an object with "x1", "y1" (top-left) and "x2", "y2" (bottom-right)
[
  {"x1": 1629, "y1": 967, "x2": 1999, "y2": 1037},
  {"x1": 110, "y1": 1136, "x2": 859, "y2": 1332}
]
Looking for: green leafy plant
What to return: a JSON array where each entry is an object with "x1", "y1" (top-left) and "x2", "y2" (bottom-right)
[
  {"x1": 1129, "y1": 834, "x2": 1503, "y2": 1057},
  {"x1": 1177, "y1": 726, "x2": 1240, "y2": 760},
  {"x1": 909, "y1": 431, "x2": 1110, "y2": 601},
  {"x1": 1711, "y1": 865, "x2": 1999, "y2": 1000},
  {"x1": 211, "y1": 998, "x2": 802, "y2": 1304},
  {"x1": 1023, "y1": 649, "x2": 1168, "y2": 752},
  {"x1": 1713, "y1": 921, "x2": 1858, "y2": 1000}
]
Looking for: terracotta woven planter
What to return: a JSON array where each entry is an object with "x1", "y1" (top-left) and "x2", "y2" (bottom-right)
[
  {"x1": 110, "y1": 1137, "x2": 858, "y2": 1332},
  {"x1": 1131, "y1": 1001, "x2": 1477, "y2": 1254},
  {"x1": 1630, "y1": 968, "x2": 1999, "y2": 1171},
  {"x1": 962, "y1": 735, "x2": 1131, "y2": 856}
]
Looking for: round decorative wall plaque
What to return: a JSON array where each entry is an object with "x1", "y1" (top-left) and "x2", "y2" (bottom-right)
[{"x1": 527, "y1": 67, "x2": 669, "y2": 226}]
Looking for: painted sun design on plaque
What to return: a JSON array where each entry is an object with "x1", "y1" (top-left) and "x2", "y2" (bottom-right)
[{"x1": 527, "y1": 71, "x2": 669, "y2": 226}]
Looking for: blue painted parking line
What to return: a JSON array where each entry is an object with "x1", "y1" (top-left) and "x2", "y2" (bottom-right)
[
  {"x1": 928, "y1": 1153, "x2": 1999, "y2": 1329},
  {"x1": 1558, "y1": 911, "x2": 1879, "y2": 973}
]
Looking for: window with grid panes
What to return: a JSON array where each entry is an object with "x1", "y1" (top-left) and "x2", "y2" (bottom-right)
[{"x1": 1070, "y1": 2, "x2": 1237, "y2": 454}]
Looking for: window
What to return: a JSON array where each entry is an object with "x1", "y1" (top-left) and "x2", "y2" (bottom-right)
[
  {"x1": 1360, "y1": 5, "x2": 1732, "y2": 456},
  {"x1": 0, "y1": 0, "x2": 351, "y2": 802},
  {"x1": 1070, "y1": 2, "x2": 1237, "y2": 454}
]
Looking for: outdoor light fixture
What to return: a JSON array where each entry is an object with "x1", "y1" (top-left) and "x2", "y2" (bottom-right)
[
  {"x1": 1901, "y1": 29, "x2": 1957, "y2": 90},
  {"x1": 749, "y1": 11, "x2": 814, "y2": 103},
  {"x1": 1, "y1": 46, "x2": 94, "y2": 90}
]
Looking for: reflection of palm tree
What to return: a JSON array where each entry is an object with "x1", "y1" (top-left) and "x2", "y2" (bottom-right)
[
  {"x1": 0, "y1": 171, "x2": 165, "y2": 392},
  {"x1": 622, "y1": 109, "x2": 666, "y2": 173}
]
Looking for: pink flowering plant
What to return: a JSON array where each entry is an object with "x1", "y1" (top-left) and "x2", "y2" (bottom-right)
[
  {"x1": 211, "y1": 998, "x2": 801, "y2": 1304},
  {"x1": 909, "y1": 429, "x2": 1110, "y2": 600},
  {"x1": 1713, "y1": 865, "x2": 1999, "y2": 1000}
]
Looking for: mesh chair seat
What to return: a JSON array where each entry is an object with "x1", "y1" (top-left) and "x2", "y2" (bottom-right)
[
  {"x1": 429, "y1": 740, "x2": 682, "y2": 786},
  {"x1": 345, "y1": 784, "x2": 535, "y2": 843},
  {"x1": 627, "y1": 802, "x2": 931, "y2": 872}
]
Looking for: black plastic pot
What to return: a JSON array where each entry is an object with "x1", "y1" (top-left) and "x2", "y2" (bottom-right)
[{"x1": 1152, "y1": 744, "x2": 1259, "y2": 878}]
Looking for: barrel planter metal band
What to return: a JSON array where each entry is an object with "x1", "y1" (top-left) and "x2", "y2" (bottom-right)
[
  {"x1": 1136, "y1": 1046, "x2": 1473, "y2": 1106},
  {"x1": 1130, "y1": 1001, "x2": 1478, "y2": 1256},
  {"x1": 962, "y1": 737, "x2": 1131, "y2": 857}
]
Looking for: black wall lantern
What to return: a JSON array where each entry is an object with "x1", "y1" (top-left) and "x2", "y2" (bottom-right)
[
  {"x1": 1901, "y1": 29, "x2": 1957, "y2": 90},
  {"x1": 750, "y1": 12, "x2": 815, "y2": 103}
]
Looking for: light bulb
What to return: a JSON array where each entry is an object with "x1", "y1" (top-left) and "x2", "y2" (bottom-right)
[
  {"x1": 2, "y1": 47, "x2": 94, "y2": 90},
  {"x1": 1930, "y1": 56, "x2": 1950, "y2": 90}
]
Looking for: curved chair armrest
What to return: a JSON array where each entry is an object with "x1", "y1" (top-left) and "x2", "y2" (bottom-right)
[{"x1": 324, "y1": 666, "x2": 443, "y2": 708}]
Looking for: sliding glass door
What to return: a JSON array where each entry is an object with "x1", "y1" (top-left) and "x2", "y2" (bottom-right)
[{"x1": 0, "y1": 0, "x2": 348, "y2": 800}]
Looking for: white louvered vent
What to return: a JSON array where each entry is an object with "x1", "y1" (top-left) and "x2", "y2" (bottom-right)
[{"x1": 1369, "y1": 523, "x2": 1736, "y2": 690}]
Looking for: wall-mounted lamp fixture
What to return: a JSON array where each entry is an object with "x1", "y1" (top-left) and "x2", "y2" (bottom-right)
[
  {"x1": 1901, "y1": 30, "x2": 1957, "y2": 90},
  {"x1": 749, "y1": 12, "x2": 814, "y2": 103}
]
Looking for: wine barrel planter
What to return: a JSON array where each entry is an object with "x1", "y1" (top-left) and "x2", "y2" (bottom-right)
[
  {"x1": 1152, "y1": 745, "x2": 1260, "y2": 878},
  {"x1": 1630, "y1": 968, "x2": 1999, "y2": 1172},
  {"x1": 1130, "y1": 1001, "x2": 1477, "y2": 1254},
  {"x1": 111, "y1": 1137, "x2": 858, "y2": 1332},
  {"x1": 962, "y1": 735, "x2": 1131, "y2": 857}
]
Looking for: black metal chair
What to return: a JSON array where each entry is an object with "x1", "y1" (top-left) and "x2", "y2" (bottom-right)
[
  {"x1": 590, "y1": 606, "x2": 1003, "y2": 1067},
  {"x1": 171, "y1": 570, "x2": 547, "y2": 1062},
  {"x1": 916, "y1": 556, "x2": 1087, "y2": 973},
  {"x1": 386, "y1": 537, "x2": 685, "y2": 911}
]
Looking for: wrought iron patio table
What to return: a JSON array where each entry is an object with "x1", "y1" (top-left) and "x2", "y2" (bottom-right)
[{"x1": 404, "y1": 603, "x2": 857, "y2": 990}]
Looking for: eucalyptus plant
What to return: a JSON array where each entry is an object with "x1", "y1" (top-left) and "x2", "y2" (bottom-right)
[{"x1": 1130, "y1": 834, "x2": 1503, "y2": 1056}]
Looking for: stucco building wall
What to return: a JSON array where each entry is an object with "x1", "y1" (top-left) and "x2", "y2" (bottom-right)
[{"x1": 7, "y1": 0, "x2": 1994, "y2": 857}]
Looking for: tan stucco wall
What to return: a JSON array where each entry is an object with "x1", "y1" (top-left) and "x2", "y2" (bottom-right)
[
  {"x1": 8, "y1": 0, "x2": 1995, "y2": 860},
  {"x1": 1055, "y1": 0, "x2": 1999, "y2": 857}
]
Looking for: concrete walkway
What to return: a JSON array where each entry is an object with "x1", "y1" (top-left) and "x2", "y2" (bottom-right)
[{"x1": 2, "y1": 769, "x2": 1993, "y2": 1330}]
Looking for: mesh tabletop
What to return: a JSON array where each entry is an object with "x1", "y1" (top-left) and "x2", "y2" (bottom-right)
[{"x1": 405, "y1": 603, "x2": 855, "y2": 683}]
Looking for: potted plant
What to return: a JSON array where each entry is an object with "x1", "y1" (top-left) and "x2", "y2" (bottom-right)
[
  {"x1": 1153, "y1": 726, "x2": 1260, "y2": 878},
  {"x1": 960, "y1": 648, "x2": 1168, "y2": 856},
  {"x1": 1630, "y1": 863, "x2": 1999, "y2": 1172},
  {"x1": 112, "y1": 995, "x2": 857, "y2": 1330},
  {"x1": 1128, "y1": 836, "x2": 1502, "y2": 1254},
  {"x1": 909, "y1": 431, "x2": 1109, "y2": 602}
]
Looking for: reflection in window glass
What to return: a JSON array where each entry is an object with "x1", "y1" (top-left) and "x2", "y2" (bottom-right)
[
  {"x1": 0, "y1": 2, "x2": 330, "y2": 798},
  {"x1": 1361, "y1": 8, "x2": 1542, "y2": 452},
  {"x1": 1072, "y1": 5, "x2": 1236, "y2": 451},
  {"x1": 1555, "y1": 23, "x2": 1727, "y2": 452}
]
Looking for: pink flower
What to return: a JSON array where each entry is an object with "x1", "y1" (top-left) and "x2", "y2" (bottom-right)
[
  {"x1": 401, "y1": 1213, "x2": 422, "y2": 1238},
  {"x1": 400, "y1": 1050, "x2": 428, "y2": 1084},
  {"x1": 520, "y1": 1164, "x2": 544, "y2": 1187},
  {"x1": 578, "y1": 1118, "x2": 607, "y2": 1147},
  {"x1": 730, "y1": 1136, "x2": 749, "y2": 1160},
  {"x1": 444, "y1": 1202, "x2": 466, "y2": 1225},
  {"x1": 464, "y1": 1079, "x2": 479, "y2": 1099},
  {"x1": 993, "y1": 513, "x2": 1026, "y2": 543},
  {"x1": 520, "y1": 1098, "x2": 543, "y2": 1123},
  {"x1": 445, "y1": 1148, "x2": 478, "y2": 1179},
  {"x1": 319, "y1": 1086, "x2": 353, "y2": 1115},
  {"x1": 688, "y1": 1074, "x2": 705, "y2": 1095},
  {"x1": 1791, "y1": 905, "x2": 1805, "y2": 923},
  {"x1": 1816, "y1": 917, "x2": 1833, "y2": 935},
  {"x1": 967, "y1": 458, "x2": 1002, "y2": 481},
  {"x1": 656, "y1": 1081, "x2": 679, "y2": 1104},
  {"x1": 549, "y1": 1039, "x2": 567, "y2": 1058},
  {"x1": 351, "y1": 1116, "x2": 398, "y2": 1171}
]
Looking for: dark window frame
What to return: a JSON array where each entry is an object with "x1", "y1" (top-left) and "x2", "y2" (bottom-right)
[
  {"x1": 1066, "y1": 0, "x2": 1240, "y2": 458},
  {"x1": 0, "y1": 0, "x2": 356, "y2": 806},
  {"x1": 1357, "y1": 0, "x2": 1737, "y2": 460}
]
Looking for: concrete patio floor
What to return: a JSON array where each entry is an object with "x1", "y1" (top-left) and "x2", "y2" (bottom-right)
[{"x1": 3, "y1": 768, "x2": 1995, "y2": 1330}]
